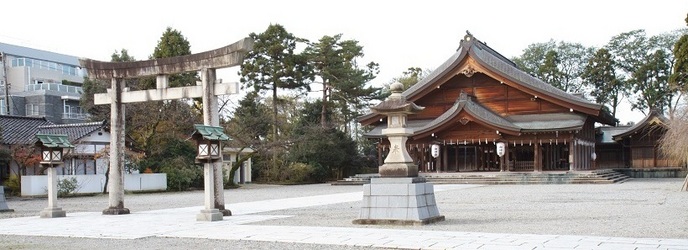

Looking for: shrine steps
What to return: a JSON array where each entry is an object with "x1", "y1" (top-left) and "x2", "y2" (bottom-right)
[{"x1": 331, "y1": 169, "x2": 630, "y2": 185}]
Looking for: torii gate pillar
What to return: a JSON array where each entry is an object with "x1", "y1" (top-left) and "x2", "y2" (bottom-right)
[{"x1": 103, "y1": 78, "x2": 129, "y2": 215}]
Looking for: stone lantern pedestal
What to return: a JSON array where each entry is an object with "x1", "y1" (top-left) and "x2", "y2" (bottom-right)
[
  {"x1": 353, "y1": 82, "x2": 444, "y2": 225},
  {"x1": 0, "y1": 187, "x2": 13, "y2": 213}
]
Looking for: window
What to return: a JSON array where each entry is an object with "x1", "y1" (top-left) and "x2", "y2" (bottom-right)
[
  {"x1": 11, "y1": 58, "x2": 24, "y2": 67},
  {"x1": 0, "y1": 99, "x2": 6, "y2": 115},
  {"x1": 26, "y1": 104, "x2": 39, "y2": 116}
]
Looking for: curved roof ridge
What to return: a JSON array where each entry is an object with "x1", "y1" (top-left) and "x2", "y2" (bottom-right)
[
  {"x1": 469, "y1": 43, "x2": 601, "y2": 110},
  {"x1": 467, "y1": 34, "x2": 517, "y2": 68},
  {"x1": 403, "y1": 48, "x2": 467, "y2": 99},
  {"x1": 612, "y1": 110, "x2": 667, "y2": 140},
  {"x1": 413, "y1": 92, "x2": 520, "y2": 138}
]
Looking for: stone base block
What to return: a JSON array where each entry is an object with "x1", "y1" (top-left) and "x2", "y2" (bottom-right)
[
  {"x1": 40, "y1": 207, "x2": 66, "y2": 218},
  {"x1": 353, "y1": 215, "x2": 445, "y2": 226},
  {"x1": 354, "y1": 177, "x2": 444, "y2": 225},
  {"x1": 197, "y1": 209, "x2": 223, "y2": 221},
  {"x1": 103, "y1": 207, "x2": 131, "y2": 215},
  {"x1": 0, "y1": 187, "x2": 13, "y2": 213}
]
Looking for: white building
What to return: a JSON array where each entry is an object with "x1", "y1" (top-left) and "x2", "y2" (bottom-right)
[{"x1": 0, "y1": 42, "x2": 88, "y2": 124}]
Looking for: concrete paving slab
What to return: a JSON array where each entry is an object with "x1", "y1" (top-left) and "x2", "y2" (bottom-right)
[{"x1": 1, "y1": 183, "x2": 687, "y2": 249}]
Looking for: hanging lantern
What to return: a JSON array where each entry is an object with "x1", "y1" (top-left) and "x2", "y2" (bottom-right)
[
  {"x1": 192, "y1": 124, "x2": 231, "y2": 163},
  {"x1": 496, "y1": 142, "x2": 505, "y2": 157},
  {"x1": 35, "y1": 134, "x2": 74, "y2": 166},
  {"x1": 431, "y1": 144, "x2": 440, "y2": 158}
]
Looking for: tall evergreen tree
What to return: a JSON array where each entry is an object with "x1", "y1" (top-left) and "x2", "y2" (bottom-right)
[
  {"x1": 303, "y1": 34, "x2": 380, "y2": 129},
  {"x1": 239, "y1": 24, "x2": 313, "y2": 141},
  {"x1": 513, "y1": 41, "x2": 592, "y2": 93},
  {"x1": 582, "y1": 48, "x2": 624, "y2": 117}
]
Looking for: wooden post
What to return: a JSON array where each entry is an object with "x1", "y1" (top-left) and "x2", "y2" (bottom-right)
[
  {"x1": 504, "y1": 142, "x2": 510, "y2": 172},
  {"x1": 442, "y1": 145, "x2": 448, "y2": 172},
  {"x1": 534, "y1": 142, "x2": 541, "y2": 172}
]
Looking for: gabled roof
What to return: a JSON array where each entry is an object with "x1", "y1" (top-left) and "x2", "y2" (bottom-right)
[
  {"x1": 0, "y1": 115, "x2": 54, "y2": 145},
  {"x1": 38, "y1": 121, "x2": 107, "y2": 142},
  {"x1": 612, "y1": 111, "x2": 668, "y2": 140},
  {"x1": 413, "y1": 92, "x2": 521, "y2": 139},
  {"x1": 0, "y1": 42, "x2": 80, "y2": 66}
]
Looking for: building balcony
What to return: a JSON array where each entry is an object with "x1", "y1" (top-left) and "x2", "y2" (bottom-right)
[
  {"x1": 25, "y1": 83, "x2": 83, "y2": 95},
  {"x1": 62, "y1": 112, "x2": 90, "y2": 120}
]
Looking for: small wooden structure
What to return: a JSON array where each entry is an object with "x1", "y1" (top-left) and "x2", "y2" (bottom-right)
[
  {"x1": 596, "y1": 111, "x2": 679, "y2": 169},
  {"x1": 359, "y1": 32, "x2": 615, "y2": 173}
]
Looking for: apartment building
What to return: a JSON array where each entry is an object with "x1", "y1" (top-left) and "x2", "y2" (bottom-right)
[{"x1": 0, "y1": 42, "x2": 88, "y2": 124}]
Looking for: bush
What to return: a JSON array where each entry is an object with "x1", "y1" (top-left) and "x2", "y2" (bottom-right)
[
  {"x1": 159, "y1": 157, "x2": 202, "y2": 191},
  {"x1": 5, "y1": 175, "x2": 20, "y2": 196},
  {"x1": 285, "y1": 162, "x2": 313, "y2": 183},
  {"x1": 57, "y1": 177, "x2": 79, "y2": 197},
  {"x1": 283, "y1": 162, "x2": 328, "y2": 184}
]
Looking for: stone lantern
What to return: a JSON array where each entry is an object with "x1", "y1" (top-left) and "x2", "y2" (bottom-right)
[
  {"x1": 354, "y1": 82, "x2": 444, "y2": 225},
  {"x1": 370, "y1": 82, "x2": 425, "y2": 177},
  {"x1": 35, "y1": 133, "x2": 74, "y2": 218}
]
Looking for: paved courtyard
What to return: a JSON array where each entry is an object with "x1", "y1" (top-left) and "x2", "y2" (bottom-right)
[{"x1": 0, "y1": 178, "x2": 687, "y2": 249}]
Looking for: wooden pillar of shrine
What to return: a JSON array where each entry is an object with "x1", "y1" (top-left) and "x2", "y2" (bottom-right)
[
  {"x1": 534, "y1": 142, "x2": 542, "y2": 172},
  {"x1": 442, "y1": 145, "x2": 448, "y2": 172},
  {"x1": 504, "y1": 142, "x2": 510, "y2": 172}
]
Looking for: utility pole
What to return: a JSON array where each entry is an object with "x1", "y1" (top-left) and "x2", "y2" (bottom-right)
[{"x1": 1, "y1": 52, "x2": 10, "y2": 115}]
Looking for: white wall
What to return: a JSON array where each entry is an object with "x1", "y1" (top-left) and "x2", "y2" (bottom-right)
[{"x1": 21, "y1": 174, "x2": 167, "y2": 196}]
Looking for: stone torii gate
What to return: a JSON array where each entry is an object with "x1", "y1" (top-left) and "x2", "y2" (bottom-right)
[{"x1": 79, "y1": 38, "x2": 253, "y2": 221}]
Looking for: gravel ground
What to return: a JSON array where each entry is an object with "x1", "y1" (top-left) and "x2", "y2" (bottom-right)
[{"x1": 1, "y1": 178, "x2": 687, "y2": 249}]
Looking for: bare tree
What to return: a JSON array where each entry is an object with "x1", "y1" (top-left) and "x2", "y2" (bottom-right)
[{"x1": 659, "y1": 106, "x2": 688, "y2": 191}]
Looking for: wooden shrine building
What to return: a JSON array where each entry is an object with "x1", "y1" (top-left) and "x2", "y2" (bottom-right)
[
  {"x1": 596, "y1": 111, "x2": 679, "y2": 171},
  {"x1": 359, "y1": 32, "x2": 616, "y2": 173}
]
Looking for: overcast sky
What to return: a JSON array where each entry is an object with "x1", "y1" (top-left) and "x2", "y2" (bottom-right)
[{"x1": 2, "y1": 0, "x2": 686, "y2": 124}]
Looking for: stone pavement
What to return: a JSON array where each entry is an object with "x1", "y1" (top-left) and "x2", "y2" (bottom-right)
[{"x1": 0, "y1": 184, "x2": 687, "y2": 249}]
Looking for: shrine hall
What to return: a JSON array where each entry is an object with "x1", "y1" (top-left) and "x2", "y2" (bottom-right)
[{"x1": 359, "y1": 32, "x2": 619, "y2": 173}]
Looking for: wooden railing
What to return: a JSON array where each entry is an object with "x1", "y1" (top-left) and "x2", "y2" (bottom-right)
[{"x1": 513, "y1": 161, "x2": 534, "y2": 171}]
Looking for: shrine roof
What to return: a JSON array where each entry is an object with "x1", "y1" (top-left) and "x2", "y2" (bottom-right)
[
  {"x1": 509, "y1": 113, "x2": 587, "y2": 132},
  {"x1": 413, "y1": 92, "x2": 521, "y2": 138},
  {"x1": 612, "y1": 110, "x2": 668, "y2": 140}
]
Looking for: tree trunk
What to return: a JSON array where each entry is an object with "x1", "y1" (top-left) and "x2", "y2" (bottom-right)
[
  {"x1": 321, "y1": 81, "x2": 327, "y2": 128},
  {"x1": 270, "y1": 85, "x2": 278, "y2": 182},
  {"x1": 102, "y1": 164, "x2": 110, "y2": 194},
  {"x1": 228, "y1": 151, "x2": 255, "y2": 187}
]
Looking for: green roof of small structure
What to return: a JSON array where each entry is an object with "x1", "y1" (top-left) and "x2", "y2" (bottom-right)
[
  {"x1": 193, "y1": 124, "x2": 230, "y2": 141},
  {"x1": 35, "y1": 134, "x2": 75, "y2": 148}
]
